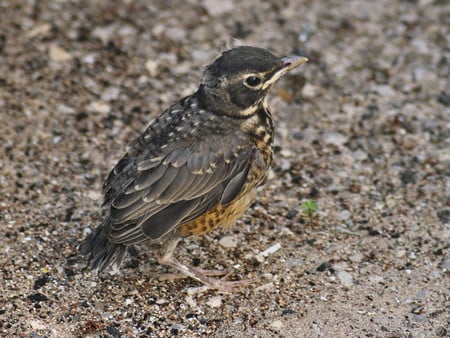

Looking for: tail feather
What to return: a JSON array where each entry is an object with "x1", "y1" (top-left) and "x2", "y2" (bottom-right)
[{"x1": 79, "y1": 224, "x2": 127, "y2": 272}]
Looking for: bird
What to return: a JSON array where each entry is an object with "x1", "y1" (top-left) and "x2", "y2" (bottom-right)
[{"x1": 79, "y1": 46, "x2": 307, "y2": 291}]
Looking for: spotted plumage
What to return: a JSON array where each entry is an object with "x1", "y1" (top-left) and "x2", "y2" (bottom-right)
[{"x1": 79, "y1": 46, "x2": 307, "y2": 291}]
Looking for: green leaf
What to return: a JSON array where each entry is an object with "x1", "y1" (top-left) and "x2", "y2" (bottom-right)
[{"x1": 301, "y1": 199, "x2": 318, "y2": 215}]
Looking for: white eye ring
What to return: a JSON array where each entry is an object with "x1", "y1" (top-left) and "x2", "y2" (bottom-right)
[{"x1": 244, "y1": 75, "x2": 263, "y2": 89}]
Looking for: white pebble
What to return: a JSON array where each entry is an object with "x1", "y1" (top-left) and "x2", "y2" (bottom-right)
[
  {"x1": 337, "y1": 271, "x2": 353, "y2": 287},
  {"x1": 338, "y1": 210, "x2": 351, "y2": 220},
  {"x1": 87, "y1": 101, "x2": 111, "y2": 114},
  {"x1": 219, "y1": 236, "x2": 238, "y2": 248},
  {"x1": 269, "y1": 320, "x2": 283, "y2": 330},
  {"x1": 206, "y1": 295, "x2": 222, "y2": 308},
  {"x1": 322, "y1": 131, "x2": 348, "y2": 146},
  {"x1": 202, "y1": 0, "x2": 234, "y2": 16},
  {"x1": 260, "y1": 243, "x2": 281, "y2": 257},
  {"x1": 49, "y1": 45, "x2": 72, "y2": 62}
]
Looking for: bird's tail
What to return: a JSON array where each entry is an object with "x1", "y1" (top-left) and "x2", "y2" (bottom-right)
[{"x1": 79, "y1": 223, "x2": 127, "y2": 272}]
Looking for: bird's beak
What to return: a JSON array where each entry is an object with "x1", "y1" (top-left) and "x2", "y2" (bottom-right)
[
  {"x1": 281, "y1": 55, "x2": 309, "y2": 72},
  {"x1": 263, "y1": 55, "x2": 308, "y2": 89}
]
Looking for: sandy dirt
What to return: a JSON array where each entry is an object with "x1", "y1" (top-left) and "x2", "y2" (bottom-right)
[{"x1": 0, "y1": 0, "x2": 448, "y2": 337}]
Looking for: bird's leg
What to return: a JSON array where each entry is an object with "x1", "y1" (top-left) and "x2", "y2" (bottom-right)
[{"x1": 156, "y1": 237, "x2": 252, "y2": 292}]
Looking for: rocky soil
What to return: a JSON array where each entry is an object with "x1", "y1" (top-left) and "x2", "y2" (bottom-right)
[{"x1": 0, "y1": 0, "x2": 448, "y2": 337}]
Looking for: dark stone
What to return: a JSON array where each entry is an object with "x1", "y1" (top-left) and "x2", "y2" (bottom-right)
[{"x1": 27, "y1": 293, "x2": 49, "y2": 302}]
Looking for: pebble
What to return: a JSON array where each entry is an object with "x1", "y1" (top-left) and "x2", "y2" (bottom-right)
[
  {"x1": 206, "y1": 295, "x2": 222, "y2": 307},
  {"x1": 145, "y1": 60, "x2": 159, "y2": 77},
  {"x1": 436, "y1": 207, "x2": 450, "y2": 224},
  {"x1": 30, "y1": 320, "x2": 47, "y2": 330},
  {"x1": 337, "y1": 271, "x2": 353, "y2": 287},
  {"x1": 92, "y1": 24, "x2": 115, "y2": 44},
  {"x1": 322, "y1": 131, "x2": 348, "y2": 146},
  {"x1": 351, "y1": 149, "x2": 368, "y2": 161},
  {"x1": 396, "y1": 249, "x2": 406, "y2": 258},
  {"x1": 369, "y1": 275, "x2": 384, "y2": 283},
  {"x1": 441, "y1": 258, "x2": 450, "y2": 270},
  {"x1": 260, "y1": 243, "x2": 282, "y2": 257},
  {"x1": 170, "y1": 323, "x2": 185, "y2": 334},
  {"x1": 301, "y1": 84, "x2": 322, "y2": 98},
  {"x1": 49, "y1": 45, "x2": 72, "y2": 62},
  {"x1": 202, "y1": 0, "x2": 234, "y2": 16},
  {"x1": 373, "y1": 84, "x2": 396, "y2": 97},
  {"x1": 101, "y1": 87, "x2": 120, "y2": 102},
  {"x1": 285, "y1": 258, "x2": 302, "y2": 268},
  {"x1": 165, "y1": 27, "x2": 186, "y2": 42},
  {"x1": 219, "y1": 235, "x2": 238, "y2": 248},
  {"x1": 27, "y1": 23, "x2": 51, "y2": 38},
  {"x1": 338, "y1": 210, "x2": 351, "y2": 221},
  {"x1": 106, "y1": 326, "x2": 121, "y2": 338},
  {"x1": 411, "y1": 314, "x2": 428, "y2": 323},
  {"x1": 81, "y1": 53, "x2": 96, "y2": 64},
  {"x1": 349, "y1": 253, "x2": 364, "y2": 263},
  {"x1": 57, "y1": 104, "x2": 75, "y2": 115},
  {"x1": 87, "y1": 101, "x2": 111, "y2": 114},
  {"x1": 86, "y1": 190, "x2": 102, "y2": 201},
  {"x1": 269, "y1": 319, "x2": 283, "y2": 330},
  {"x1": 156, "y1": 298, "x2": 168, "y2": 305}
]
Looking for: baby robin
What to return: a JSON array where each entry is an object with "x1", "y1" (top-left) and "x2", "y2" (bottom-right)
[{"x1": 79, "y1": 46, "x2": 307, "y2": 291}]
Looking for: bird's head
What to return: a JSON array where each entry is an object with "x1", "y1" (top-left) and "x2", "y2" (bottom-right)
[{"x1": 199, "y1": 46, "x2": 307, "y2": 118}]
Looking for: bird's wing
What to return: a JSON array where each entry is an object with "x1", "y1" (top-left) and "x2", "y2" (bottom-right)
[{"x1": 103, "y1": 132, "x2": 257, "y2": 245}]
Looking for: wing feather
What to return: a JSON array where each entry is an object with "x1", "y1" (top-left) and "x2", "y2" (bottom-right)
[{"x1": 105, "y1": 132, "x2": 256, "y2": 244}]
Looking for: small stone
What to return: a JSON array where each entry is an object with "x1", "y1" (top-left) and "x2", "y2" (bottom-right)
[
  {"x1": 92, "y1": 24, "x2": 116, "y2": 44},
  {"x1": 369, "y1": 275, "x2": 384, "y2": 283},
  {"x1": 269, "y1": 320, "x2": 283, "y2": 330},
  {"x1": 101, "y1": 87, "x2": 120, "y2": 102},
  {"x1": 219, "y1": 236, "x2": 237, "y2": 248},
  {"x1": 349, "y1": 253, "x2": 363, "y2": 263},
  {"x1": 436, "y1": 207, "x2": 450, "y2": 224},
  {"x1": 86, "y1": 190, "x2": 102, "y2": 201},
  {"x1": 338, "y1": 210, "x2": 351, "y2": 221},
  {"x1": 351, "y1": 149, "x2": 368, "y2": 161},
  {"x1": 285, "y1": 258, "x2": 302, "y2": 268},
  {"x1": 87, "y1": 101, "x2": 111, "y2": 114},
  {"x1": 411, "y1": 314, "x2": 428, "y2": 323},
  {"x1": 410, "y1": 39, "x2": 429, "y2": 54},
  {"x1": 316, "y1": 261, "x2": 333, "y2": 272},
  {"x1": 435, "y1": 326, "x2": 448, "y2": 337},
  {"x1": 170, "y1": 324, "x2": 185, "y2": 335},
  {"x1": 27, "y1": 293, "x2": 49, "y2": 302},
  {"x1": 322, "y1": 131, "x2": 348, "y2": 146},
  {"x1": 396, "y1": 249, "x2": 406, "y2": 258},
  {"x1": 202, "y1": 0, "x2": 234, "y2": 16},
  {"x1": 337, "y1": 271, "x2": 353, "y2": 287},
  {"x1": 30, "y1": 320, "x2": 47, "y2": 330},
  {"x1": 102, "y1": 312, "x2": 113, "y2": 320},
  {"x1": 106, "y1": 326, "x2": 121, "y2": 338},
  {"x1": 440, "y1": 258, "x2": 450, "y2": 270},
  {"x1": 165, "y1": 27, "x2": 186, "y2": 42},
  {"x1": 301, "y1": 84, "x2": 322, "y2": 98},
  {"x1": 373, "y1": 84, "x2": 396, "y2": 97},
  {"x1": 260, "y1": 243, "x2": 281, "y2": 257},
  {"x1": 156, "y1": 298, "x2": 168, "y2": 305},
  {"x1": 27, "y1": 23, "x2": 52, "y2": 38},
  {"x1": 49, "y1": 45, "x2": 72, "y2": 62},
  {"x1": 206, "y1": 295, "x2": 222, "y2": 307},
  {"x1": 145, "y1": 60, "x2": 159, "y2": 77},
  {"x1": 33, "y1": 276, "x2": 49, "y2": 290},
  {"x1": 437, "y1": 91, "x2": 450, "y2": 106},
  {"x1": 57, "y1": 104, "x2": 75, "y2": 115},
  {"x1": 81, "y1": 53, "x2": 96, "y2": 64}
]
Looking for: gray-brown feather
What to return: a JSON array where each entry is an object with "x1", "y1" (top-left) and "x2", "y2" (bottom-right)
[{"x1": 102, "y1": 95, "x2": 257, "y2": 243}]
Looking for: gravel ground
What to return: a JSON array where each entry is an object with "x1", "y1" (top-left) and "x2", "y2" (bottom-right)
[{"x1": 1, "y1": 0, "x2": 449, "y2": 337}]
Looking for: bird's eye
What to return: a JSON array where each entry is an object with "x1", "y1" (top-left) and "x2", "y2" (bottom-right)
[{"x1": 244, "y1": 76, "x2": 262, "y2": 88}]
